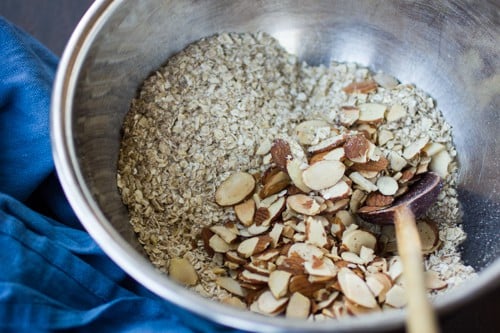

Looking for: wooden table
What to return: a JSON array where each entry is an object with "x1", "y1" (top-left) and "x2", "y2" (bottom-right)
[{"x1": 1, "y1": 1, "x2": 498, "y2": 332}]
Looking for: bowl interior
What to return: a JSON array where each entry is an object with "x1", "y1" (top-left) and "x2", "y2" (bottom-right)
[{"x1": 54, "y1": 0, "x2": 499, "y2": 331}]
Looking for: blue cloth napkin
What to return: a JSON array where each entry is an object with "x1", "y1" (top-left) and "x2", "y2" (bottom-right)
[{"x1": 0, "y1": 17, "x2": 242, "y2": 333}]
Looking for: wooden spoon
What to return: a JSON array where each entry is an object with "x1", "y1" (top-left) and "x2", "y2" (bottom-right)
[{"x1": 358, "y1": 172, "x2": 442, "y2": 333}]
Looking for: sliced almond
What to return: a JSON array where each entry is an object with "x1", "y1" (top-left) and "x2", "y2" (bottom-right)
[
  {"x1": 422, "y1": 142, "x2": 446, "y2": 157},
  {"x1": 286, "y1": 159, "x2": 312, "y2": 193},
  {"x1": 319, "y1": 180, "x2": 351, "y2": 201},
  {"x1": 210, "y1": 225, "x2": 238, "y2": 244},
  {"x1": 305, "y1": 216, "x2": 328, "y2": 248},
  {"x1": 277, "y1": 253, "x2": 306, "y2": 275},
  {"x1": 245, "y1": 262, "x2": 271, "y2": 276},
  {"x1": 286, "y1": 292, "x2": 311, "y2": 319},
  {"x1": 377, "y1": 129, "x2": 394, "y2": 146},
  {"x1": 302, "y1": 160, "x2": 346, "y2": 191},
  {"x1": 388, "y1": 151, "x2": 407, "y2": 172},
  {"x1": 429, "y1": 149, "x2": 451, "y2": 178},
  {"x1": 342, "y1": 229, "x2": 377, "y2": 254},
  {"x1": 344, "y1": 135, "x2": 371, "y2": 163},
  {"x1": 339, "y1": 106, "x2": 360, "y2": 127},
  {"x1": 338, "y1": 267, "x2": 377, "y2": 308},
  {"x1": 286, "y1": 194, "x2": 322, "y2": 215},
  {"x1": 304, "y1": 256, "x2": 338, "y2": 277},
  {"x1": 216, "y1": 277, "x2": 248, "y2": 297},
  {"x1": 260, "y1": 171, "x2": 290, "y2": 198},
  {"x1": 384, "y1": 284, "x2": 407, "y2": 308},
  {"x1": 295, "y1": 120, "x2": 331, "y2": 145},
  {"x1": 221, "y1": 296, "x2": 247, "y2": 309},
  {"x1": 245, "y1": 223, "x2": 270, "y2": 236},
  {"x1": 289, "y1": 274, "x2": 325, "y2": 297},
  {"x1": 256, "y1": 290, "x2": 288, "y2": 315},
  {"x1": 366, "y1": 273, "x2": 392, "y2": 302},
  {"x1": 365, "y1": 191, "x2": 394, "y2": 207},
  {"x1": 359, "y1": 246, "x2": 376, "y2": 263},
  {"x1": 402, "y1": 137, "x2": 429, "y2": 160},
  {"x1": 234, "y1": 199, "x2": 256, "y2": 227},
  {"x1": 388, "y1": 256, "x2": 403, "y2": 281},
  {"x1": 271, "y1": 139, "x2": 293, "y2": 170},
  {"x1": 358, "y1": 103, "x2": 387, "y2": 124},
  {"x1": 238, "y1": 236, "x2": 272, "y2": 258},
  {"x1": 225, "y1": 251, "x2": 247, "y2": 265},
  {"x1": 373, "y1": 72, "x2": 399, "y2": 89},
  {"x1": 209, "y1": 234, "x2": 232, "y2": 253},
  {"x1": 417, "y1": 219, "x2": 441, "y2": 254},
  {"x1": 215, "y1": 172, "x2": 255, "y2": 206},
  {"x1": 336, "y1": 210, "x2": 355, "y2": 227},
  {"x1": 350, "y1": 157, "x2": 388, "y2": 172},
  {"x1": 266, "y1": 196, "x2": 286, "y2": 224},
  {"x1": 376, "y1": 176, "x2": 399, "y2": 196},
  {"x1": 386, "y1": 103, "x2": 407, "y2": 122},
  {"x1": 325, "y1": 198, "x2": 350, "y2": 213},
  {"x1": 322, "y1": 147, "x2": 346, "y2": 161},
  {"x1": 341, "y1": 251, "x2": 365, "y2": 265},
  {"x1": 308, "y1": 135, "x2": 346, "y2": 154},
  {"x1": 239, "y1": 269, "x2": 270, "y2": 285},
  {"x1": 288, "y1": 242, "x2": 324, "y2": 261},
  {"x1": 269, "y1": 223, "x2": 284, "y2": 247},
  {"x1": 349, "y1": 172, "x2": 378, "y2": 192},
  {"x1": 313, "y1": 291, "x2": 339, "y2": 312},
  {"x1": 425, "y1": 270, "x2": 448, "y2": 290},
  {"x1": 342, "y1": 80, "x2": 377, "y2": 94},
  {"x1": 268, "y1": 270, "x2": 292, "y2": 298},
  {"x1": 201, "y1": 227, "x2": 215, "y2": 256},
  {"x1": 253, "y1": 248, "x2": 280, "y2": 262},
  {"x1": 168, "y1": 258, "x2": 198, "y2": 286}
]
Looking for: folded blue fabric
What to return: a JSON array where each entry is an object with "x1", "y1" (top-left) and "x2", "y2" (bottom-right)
[{"x1": 0, "y1": 17, "x2": 241, "y2": 333}]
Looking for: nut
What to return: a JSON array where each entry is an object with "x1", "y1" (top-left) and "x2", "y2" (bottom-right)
[
  {"x1": 169, "y1": 258, "x2": 198, "y2": 286},
  {"x1": 269, "y1": 270, "x2": 292, "y2": 298},
  {"x1": 215, "y1": 172, "x2": 256, "y2": 206},
  {"x1": 344, "y1": 135, "x2": 371, "y2": 163},
  {"x1": 271, "y1": 139, "x2": 293, "y2": 170},
  {"x1": 339, "y1": 106, "x2": 360, "y2": 127},
  {"x1": 287, "y1": 194, "x2": 322, "y2": 215},
  {"x1": 234, "y1": 199, "x2": 256, "y2": 226},
  {"x1": 216, "y1": 276, "x2": 248, "y2": 297},
  {"x1": 286, "y1": 292, "x2": 311, "y2": 318},
  {"x1": 365, "y1": 192, "x2": 394, "y2": 207},
  {"x1": 238, "y1": 236, "x2": 273, "y2": 258},
  {"x1": 376, "y1": 176, "x2": 399, "y2": 196},
  {"x1": 429, "y1": 149, "x2": 451, "y2": 178},
  {"x1": 337, "y1": 267, "x2": 378, "y2": 308},
  {"x1": 342, "y1": 229, "x2": 377, "y2": 254},
  {"x1": 342, "y1": 80, "x2": 378, "y2": 94},
  {"x1": 358, "y1": 103, "x2": 387, "y2": 124},
  {"x1": 302, "y1": 160, "x2": 346, "y2": 191}
]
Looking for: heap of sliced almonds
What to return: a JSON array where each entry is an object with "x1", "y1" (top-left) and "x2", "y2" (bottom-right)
[{"x1": 172, "y1": 79, "x2": 451, "y2": 319}]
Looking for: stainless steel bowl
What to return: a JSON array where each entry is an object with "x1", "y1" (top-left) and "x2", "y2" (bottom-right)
[{"x1": 51, "y1": 0, "x2": 499, "y2": 331}]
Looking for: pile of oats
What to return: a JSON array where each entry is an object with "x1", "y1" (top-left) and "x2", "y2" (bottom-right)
[{"x1": 117, "y1": 32, "x2": 475, "y2": 317}]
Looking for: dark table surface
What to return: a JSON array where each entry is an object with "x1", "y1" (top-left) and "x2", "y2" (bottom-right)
[{"x1": 1, "y1": 1, "x2": 498, "y2": 332}]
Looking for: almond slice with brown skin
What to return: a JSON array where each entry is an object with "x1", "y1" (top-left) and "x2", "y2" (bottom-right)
[
  {"x1": 239, "y1": 269, "x2": 269, "y2": 285},
  {"x1": 168, "y1": 258, "x2": 198, "y2": 286},
  {"x1": 342, "y1": 229, "x2": 377, "y2": 254},
  {"x1": 422, "y1": 142, "x2": 446, "y2": 157},
  {"x1": 417, "y1": 219, "x2": 441, "y2": 254},
  {"x1": 385, "y1": 284, "x2": 407, "y2": 308},
  {"x1": 210, "y1": 225, "x2": 238, "y2": 244},
  {"x1": 286, "y1": 159, "x2": 312, "y2": 193},
  {"x1": 365, "y1": 191, "x2": 394, "y2": 207},
  {"x1": 358, "y1": 103, "x2": 387, "y2": 124},
  {"x1": 324, "y1": 198, "x2": 350, "y2": 213},
  {"x1": 319, "y1": 180, "x2": 351, "y2": 201},
  {"x1": 257, "y1": 290, "x2": 288, "y2": 315},
  {"x1": 339, "y1": 106, "x2": 360, "y2": 127},
  {"x1": 286, "y1": 194, "x2": 321, "y2": 215},
  {"x1": 288, "y1": 242, "x2": 324, "y2": 261},
  {"x1": 342, "y1": 80, "x2": 378, "y2": 94},
  {"x1": 259, "y1": 171, "x2": 290, "y2": 198},
  {"x1": 271, "y1": 139, "x2": 292, "y2": 170},
  {"x1": 216, "y1": 277, "x2": 248, "y2": 297},
  {"x1": 337, "y1": 267, "x2": 378, "y2": 308},
  {"x1": 349, "y1": 172, "x2": 378, "y2": 192},
  {"x1": 302, "y1": 160, "x2": 346, "y2": 191},
  {"x1": 237, "y1": 236, "x2": 272, "y2": 258},
  {"x1": 305, "y1": 216, "x2": 328, "y2": 248},
  {"x1": 304, "y1": 256, "x2": 338, "y2": 277},
  {"x1": 215, "y1": 172, "x2": 256, "y2": 206},
  {"x1": 344, "y1": 135, "x2": 371, "y2": 163},
  {"x1": 350, "y1": 157, "x2": 388, "y2": 172},
  {"x1": 234, "y1": 199, "x2": 255, "y2": 227},
  {"x1": 268, "y1": 270, "x2": 292, "y2": 299},
  {"x1": 308, "y1": 134, "x2": 346, "y2": 154},
  {"x1": 286, "y1": 292, "x2": 311, "y2": 319},
  {"x1": 225, "y1": 251, "x2": 247, "y2": 265},
  {"x1": 209, "y1": 234, "x2": 232, "y2": 253}
]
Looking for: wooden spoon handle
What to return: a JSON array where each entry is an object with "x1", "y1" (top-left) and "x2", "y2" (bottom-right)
[{"x1": 394, "y1": 206, "x2": 439, "y2": 333}]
